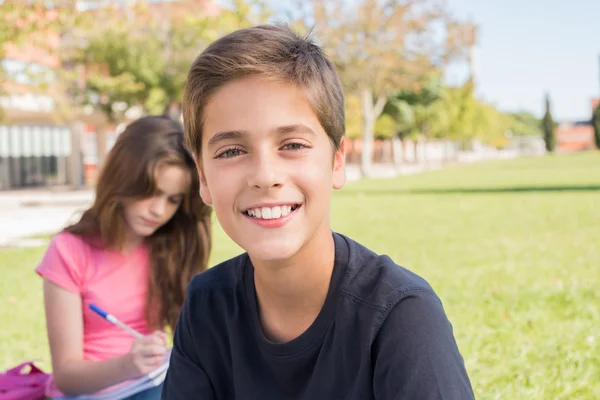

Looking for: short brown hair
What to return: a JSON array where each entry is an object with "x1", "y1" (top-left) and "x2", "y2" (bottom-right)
[{"x1": 182, "y1": 23, "x2": 345, "y2": 162}]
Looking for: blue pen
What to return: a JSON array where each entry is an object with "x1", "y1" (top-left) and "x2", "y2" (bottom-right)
[{"x1": 89, "y1": 303, "x2": 144, "y2": 338}]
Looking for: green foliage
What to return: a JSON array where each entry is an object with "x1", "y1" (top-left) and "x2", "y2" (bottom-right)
[
  {"x1": 66, "y1": 0, "x2": 271, "y2": 122},
  {"x1": 386, "y1": 73, "x2": 444, "y2": 139},
  {"x1": 508, "y1": 111, "x2": 542, "y2": 136},
  {"x1": 422, "y1": 78, "x2": 510, "y2": 147},
  {"x1": 437, "y1": 79, "x2": 477, "y2": 141},
  {"x1": 345, "y1": 94, "x2": 363, "y2": 139},
  {"x1": 471, "y1": 101, "x2": 512, "y2": 148},
  {"x1": 542, "y1": 94, "x2": 556, "y2": 152},
  {"x1": 384, "y1": 75, "x2": 508, "y2": 147},
  {"x1": 0, "y1": 0, "x2": 46, "y2": 120},
  {"x1": 592, "y1": 103, "x2": 600, "y2": 150},
  {"x1": 1, "y1": 1, "x2": 99, "y2": 121},
  {"x1": 374, "y1": 114, "x2": 395, "y2": 139},
  {"x1": 385, "y1": 98, "x2": 415, "y2": 139},
  {"x1": 381, "y1": 74, "x2": 515, "y2": 149}
]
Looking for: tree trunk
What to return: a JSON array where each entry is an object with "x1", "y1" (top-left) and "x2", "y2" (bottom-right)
[
  {"x1": 413, "y1": 139, "x2": 419, "y2": 164},
  {"x1": 360, "y1": 88, "x2": 386, "y2": 178},
  {"x1": 68, "y1": 120, "x2": 84, "y2": 189},
  {"x1": 422, "y1": 128, "x2": 429, "y2": 169},
  {"x1": 96, "y1": 125, "x2": 108, "y2": 171},
  {"x1": 392, "y1": 137, "x2": 402, "y2": 167}
]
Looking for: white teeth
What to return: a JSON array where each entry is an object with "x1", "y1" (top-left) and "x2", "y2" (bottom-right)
[
  {"x1": 246, "y1": 205, "x2": 296, "y2": 220},
  {"x1": 271, "y1": 206, "x2": 281, "y2": 219},
  {"x1": 261, "y1": 207, "x2": 272, "y2": 219}
]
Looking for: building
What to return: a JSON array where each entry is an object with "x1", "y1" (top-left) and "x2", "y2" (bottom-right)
[
  {"x1": 0, "y1": 0, "x2": 218, "y2": 190},
  {"x1": 0, "y1": 5, "x2": 77, "y2": 190},
  {"x1": 555, "y1": 98, "x2": 599, "y2": 152}
]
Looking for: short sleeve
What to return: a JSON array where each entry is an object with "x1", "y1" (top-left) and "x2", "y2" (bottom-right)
[
  {"x1": 35, "y1": 232, "x2": 88, "y2": 294},
  {"x1": 372, "y1": 290, "x2": 475, "y2": 400}
]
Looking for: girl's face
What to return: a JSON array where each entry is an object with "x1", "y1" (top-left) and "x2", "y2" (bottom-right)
[{"x1": 123, "y1": 164, "x2": 191, "y2": 241}]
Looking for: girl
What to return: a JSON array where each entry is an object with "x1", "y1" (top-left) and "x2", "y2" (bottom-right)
[{"x1": 36, "y1": 116, "x2": 211, "y2": 399}]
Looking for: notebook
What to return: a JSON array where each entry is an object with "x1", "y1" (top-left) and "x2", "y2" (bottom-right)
[{"x1": 68, "y1": 349, "x2": 171, "y2": 400}]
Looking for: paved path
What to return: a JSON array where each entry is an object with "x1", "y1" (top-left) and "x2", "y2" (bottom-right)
[{"x1": 0, "y1": 189, "x2": 94, "y2": 247}]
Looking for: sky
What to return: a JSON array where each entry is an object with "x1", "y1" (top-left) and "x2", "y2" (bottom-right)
[
  {"x1": 443, "y1": 0, "x2": 600, "y2": 121},
  {"x1": 219, "y1": 0, "x2": 600, "y2": 121}
]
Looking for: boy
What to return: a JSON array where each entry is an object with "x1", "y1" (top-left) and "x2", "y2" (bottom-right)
[{"x1": 162, "y1": 24, "x2": 475, "y2": 399}]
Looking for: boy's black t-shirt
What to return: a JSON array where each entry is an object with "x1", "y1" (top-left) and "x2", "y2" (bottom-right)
[{"x1": 161, "y1": 232, "x2": 475, "y2": 399}]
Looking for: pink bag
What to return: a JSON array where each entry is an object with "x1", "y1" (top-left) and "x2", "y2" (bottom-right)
[{"x1": 0, "y1": 361, "x2": 50, "y2": 400}]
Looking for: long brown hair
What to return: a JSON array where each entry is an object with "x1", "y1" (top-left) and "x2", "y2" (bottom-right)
[{"x1": 64, "y1": 115, "x2": 211, "y2": 331}]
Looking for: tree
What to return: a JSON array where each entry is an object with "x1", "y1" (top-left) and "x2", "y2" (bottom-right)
[
  {"x1": 384, "y1": 72, "x2": 444, "y2": 162},
  {"x1": 542, "y1": 94, "x2": 556, "y2": 153},
  {"x1": 290, "y1": 0, "x2": 474, "y2": 177},
  {"x1": 374, "y1": 114, "x2": 396, "y2": 139},
  {"x1": 63, "y1": 0, "x2": 272, "y2": 122},
  {"x1": 62, "y1": 1, "x2": 205, "y2": 123},
  {"x1": 59, "y1": 0, "x2": 271, "y2": 164},
  {"x1": 471, "y1": 101, "x2": 511, "y2": 149},
  {"x1": 439, "y1": 79, "x2": 476, "y2": 142},
  {"x1": 344, "y1": 94, "x2": 363, "y2": 139},
  {"x1": 508, "y1": 111, "x2": 542, "y2": 136},
  {"x1": 592, "y1": 103, "x2": 600, "y2": 150},
  {"x1": 0, "y1": 0, "x2": 31, "y2": 120},
  {"x1": 0, "y1": 1, "x2": 68, "y2": 120}
]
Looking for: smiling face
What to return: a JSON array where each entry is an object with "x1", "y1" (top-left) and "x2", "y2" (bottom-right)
[{"x1": 199, "y1": 76, "x2": 346, "y2": 263}]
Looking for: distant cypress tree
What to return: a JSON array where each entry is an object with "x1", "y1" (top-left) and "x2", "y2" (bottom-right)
[
  {"x1": 542, "y1": 94, "x2": 556, "y2": 153},
  {"x1": 592, "y1": 103, "x2": 600, "y2": 150}
]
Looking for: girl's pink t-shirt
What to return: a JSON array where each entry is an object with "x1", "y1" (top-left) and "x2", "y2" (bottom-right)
[{"x1": 35, "y1": 232, "x2": 153, "y2": 398}]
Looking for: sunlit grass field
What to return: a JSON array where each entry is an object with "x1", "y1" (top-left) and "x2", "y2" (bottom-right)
[{"x1": 2, "y1": 152, "x2": 599, "y2": 399}]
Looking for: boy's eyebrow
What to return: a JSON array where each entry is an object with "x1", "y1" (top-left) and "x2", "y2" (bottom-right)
[
  {"x1": 207, "y1": 130, "x2": 247, "y2": 148},
  {"x1": 207, "y1": 124, "x2": 315, "y2": 148},
  {"x1": 273, "y1": 124, "x2": 316, "y2": 137}
]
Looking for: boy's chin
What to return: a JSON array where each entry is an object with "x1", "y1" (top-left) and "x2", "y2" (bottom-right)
[{"x1": 243, "y1": 240, "x2": 303, "y2": 265}]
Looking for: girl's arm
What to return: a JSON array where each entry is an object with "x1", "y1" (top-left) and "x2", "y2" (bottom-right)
[{"x1": 43, "y1": 279, "x2": 167, "y2": 396}]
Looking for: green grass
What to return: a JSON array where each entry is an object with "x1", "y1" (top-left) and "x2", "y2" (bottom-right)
[{"x1": 2, "y1": 152, "x2": 599, "y2": 399}]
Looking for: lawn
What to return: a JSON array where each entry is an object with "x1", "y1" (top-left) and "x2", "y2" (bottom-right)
[{"x1": 2, "y1": 152, "x2": 599, "y2": 399}]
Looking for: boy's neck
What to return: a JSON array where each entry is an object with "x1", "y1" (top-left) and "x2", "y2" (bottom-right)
[{"x1": 251, "y1": 227, "x2": 336, "y2": 344}]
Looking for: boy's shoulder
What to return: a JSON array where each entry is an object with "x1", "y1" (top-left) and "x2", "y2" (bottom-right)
[{"x1": 338, "y1": 232, "x2": 438, "y2": 311}]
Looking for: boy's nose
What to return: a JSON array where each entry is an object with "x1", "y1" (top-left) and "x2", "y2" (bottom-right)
[{"x1": 247, "y1": 153, "x2": 284, "y2": 189}]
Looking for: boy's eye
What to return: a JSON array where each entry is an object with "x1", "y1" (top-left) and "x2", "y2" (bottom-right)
[
  {"x1": 216, "y1": 147, "x2": 243, "y2": 159},
  {"x1": 281, "y1": 142, "x2": 307, "y2": 151}
]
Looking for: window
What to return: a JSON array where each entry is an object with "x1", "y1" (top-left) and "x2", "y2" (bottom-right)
[{"x1": 1, "y1": 59, "x2": 55, "y2": 86}]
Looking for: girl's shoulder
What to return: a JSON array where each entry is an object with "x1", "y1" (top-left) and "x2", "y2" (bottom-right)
[
  {"x1": 36, "y1": 232, "x2": 97, "y2": 291},
  {"x1": 49, "y1": 231, "x2": 99, "y2": 257},
  {"x1": 52, "y1": 230, "x2": 86, "y2": 245}
]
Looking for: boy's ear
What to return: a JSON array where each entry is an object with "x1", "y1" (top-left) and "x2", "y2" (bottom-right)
[
  {"x1": 199, "y1": 175, "x2": 213, "y2": 206},
  {"x1": 332, "y1": 137, "x2": 347, "y2": 190},
  {"x1": 194, "y1": 158, "x2": 213, "y2": 206}
]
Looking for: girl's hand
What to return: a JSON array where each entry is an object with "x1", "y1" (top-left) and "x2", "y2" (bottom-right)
[{"x1": 123, "y1": 330, "x2": 168, "y2": 377}]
